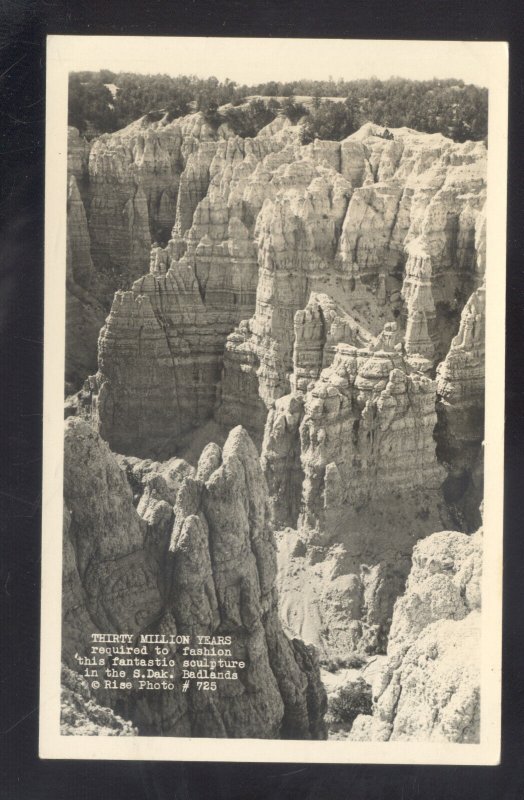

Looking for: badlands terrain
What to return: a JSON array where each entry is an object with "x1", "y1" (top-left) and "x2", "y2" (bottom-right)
[{"x1": 63, "y1": 104, "x2": 485, "y2": 740}]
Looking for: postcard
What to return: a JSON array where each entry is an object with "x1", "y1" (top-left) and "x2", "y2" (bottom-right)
[{"x1": 40, "y1": 36, "x2": 507, "y2": 763}]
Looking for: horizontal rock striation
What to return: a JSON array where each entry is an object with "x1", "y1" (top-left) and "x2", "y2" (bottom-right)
[
  {"x1": 63, "y1": 417, "x2": 326, "y2": 738},
  {"x1": 349, "y1": 528, "x2": 482, "y2": 742},
  {"x1": 64, "y1": 114, "x2": 488, "y2": 729},
  {"x1": 86, "y1": 113, "x2": 235, "y2": 282},
  {"x1": 66, "y1": 112, "x2": 246, "y2": 382},
  {"x1": 84, "y1": 123, "x2": 486, "y2": 459},
  {"x1": 215, "y1": 159, "x2": 366, "y2": 442},
  {"x1": 91, "y1": 118, "x2": 305, "y2": 455},
  {"x1": 69, "y1": 121, "x2": 485, "y2": 395},
  {"x1": 68, "y1": 116, "x2": 200, "y2": 385},
  {"x1": 297, "y1": 335, "x2": 446, "y2": 535},
  {"x1": 216, "y1": 126, "x2": 486, "y2": 444},
  {"x1": 262, "y1": 297, "x2": 451, "y2": 655},
  {"x1": 272, "y1": 329, "x2": 451, "y2": 654}
]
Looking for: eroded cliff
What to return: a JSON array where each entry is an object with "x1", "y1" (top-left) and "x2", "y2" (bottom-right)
[
  {"x1": 65, "y1": 112, "x2": 297, "y2": 386},
  {"x1": 62, "y1": 416, "x2": 326, "y2": 739},
  {"x1": 349, "y1": 527, "x2": 482, "y2": 742},
  {"x1": 64, "y1": 114, "x2": 487, "y2": 738},
  {"x1": 80, "y1": 122, "x2": 485, "y2": 465}
]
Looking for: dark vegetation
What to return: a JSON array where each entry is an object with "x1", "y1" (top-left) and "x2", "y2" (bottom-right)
[
  {"x1": 320, "y1": 653, "x2": 368, "y2": 672},
  {"x1": 69, "y1": 71, "x2": 488, "y2": 144},
  {"x1": 216, "y1": 98, "x2": 280, "y2": 137},
  {"x1": 329, "y1": 678, "x2": 373, "y2": 728}
]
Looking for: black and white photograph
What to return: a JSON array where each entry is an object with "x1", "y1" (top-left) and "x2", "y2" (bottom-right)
[{"x1": 40, "y1": 36, "x2": 507, "y2": 763}]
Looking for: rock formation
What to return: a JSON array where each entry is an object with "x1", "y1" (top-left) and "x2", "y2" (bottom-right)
[
  {"x1": 67, "y1": 126, "x2": 90, "y2": 189},
  {"x1": 70, "y1": 121, "x2": 485, "y2": 453},
  {"x1": 66, "y1": 174, "x2": 107, "y2": 388},
  {"x1": 64, "y1": 113, "x2": 488, "y2": 742},
  {"x1": 66, "y1": 129, "x2": 105, "y2": 386},
  {"x1": 87, "y1": 117, "x2": 302, "y2": 454},
  {"x1": 349, "y1": 528, "x2": 482, "y2": 742},
  {"x1": 264, "y1": 306, "x2": 452, "y2": 656},
  {"x1": 436, "y1": 283, "x2": 485, "y2": 528},
  {"x1": 86, "y1": 113, "x2": 234, "y2": 283},
  {"x1": 217, "y1": 126, "x2": 486, "y2": 445},
  {"x1": 65, "y1": 111, "x2": 298, "y2": 386},
  {"x1": 61, "y1": 666, "x2": 137, "y2": 736},
  {"x1": 62, "y1": 417, "x2": 326, "y2": 738}
]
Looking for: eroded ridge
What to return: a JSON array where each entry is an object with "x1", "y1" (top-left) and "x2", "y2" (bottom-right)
[{"x1": 63, "y1": 417, "x2": 326, "y2": 739}]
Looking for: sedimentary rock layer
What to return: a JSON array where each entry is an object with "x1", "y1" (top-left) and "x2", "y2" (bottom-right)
[
  {"x1": 65, "y1": 116, "x2": 487, "y2": 690},
  {"x1": 217, "y1": 125, "x2": 486, "y2": 443},
  {"x1": 269, "y1": 304, "x2": 456, "y2": 655},
  {"x1": 82, "y1": 122, "x2": 485, "y2": 456},
  {"x1": 87, "y1": 113, "x2": 233, "y2": 282},
  {"x1": 264, "y1": 324, "x2": 445, "y2": 535},
  {"x1": 62, "y1": 417, "x2": 326, "y2": 738},
  {"x1": 66, "y1": 112, "x2": 299, "y2": 383},
  {"x1": 91, "y1": 117, "x2": 303, "y2": 455}
]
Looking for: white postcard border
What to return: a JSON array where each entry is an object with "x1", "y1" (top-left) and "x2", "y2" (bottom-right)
[{"x1": 40, "y1": 36, "x2": 508, "y2": 764}]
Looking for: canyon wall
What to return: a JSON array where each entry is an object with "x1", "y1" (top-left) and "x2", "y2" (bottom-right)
[
  {"x1": 66, "y1": 112, "x2": 297, "y2": 387},
  {"x1": 64, "y1": 114, "x2": 487, "y2": 724},
  {"x1": 66, "y1": 129, "x2": 106, "y2": 387},
  {"x1": 217, "y1": 125, "x2": 486, "y2": 445},
  {"x1": 62, "y1": 416, "x2": 326, "y2": 739},
  {"x1": 349, "y1": 527, "x2": 482, "y2": 742},
  {"x1": 77, "y1": 121, "x2": 485, "y2": 462},
  {"x1": 436, "y1": 283, "x2": 485, "y2": 528}
]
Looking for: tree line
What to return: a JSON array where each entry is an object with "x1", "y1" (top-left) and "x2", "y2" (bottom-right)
[{"x1": 68, "y1": 71, "x2": 488, "y2": 144}]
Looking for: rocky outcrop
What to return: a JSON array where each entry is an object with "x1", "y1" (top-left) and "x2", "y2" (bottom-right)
[
  {"x1": 215, "y1": 160, "x2": 364, "y2": 442},
  {"x1": 86, "y1": 113, "x2": 232, "y2": 283},
  {"x1": 66, "y1": 175, "x2": 107, "y2": 387},
  {"x1": 63, "y1": 418, "x2": 163, "y2": 653},
  {"x1": 63, "y1": 417, "x2": 326, "y2": 739},
  {"x1": 69, "y1": 112, "x2": 293, "y2": 283},
  {"x1": 84, "y1": 123, "x2": 486, "y2": 456},
  {"x1": 116, "y1": 452, "x2": 195, "y2": 504},
  {"x1": 349, "y1": 528, "x2": 482, "y2": 742},
  {"x1": 217, "y1": 126, "x2": 486, "y2": 444},
  {"x1": 61, "y1": 666, "x2": 137, "y2": 736},
  {"x1": 261, "y1": 310, "x2": 442, "y2": 525},
  {"x1": 266, "y1": 310, "x2": 451, "y2": 655},
  {"x1": 90, "y1": 122, "x2": 304, "y2": 455},
  {"x1": 436, "y1": 284, "x2": 485, "y2": 529},
  {"x1": 67, "y1": 126, "x2": 90, "y2": 189},
  {"x1": 64, "y1": 114, "x2": 487, "y2": 741},
  {"x1": 260, "y1": 294, "x2": 373, "y2": 528},
  {"x1": 290, "y1": 292, "x2": 373, "y2": 392},
  {"x1": 66, "y1": 128, "x2": 107, "y2": 387},
  {"x1": 66, "y1": 113, "x2": 240, "y2": 383},
  {"x1": 297, "y1": 336, "x2": 446, "y2": 535},
  {"x1": 275, "y1": 478, "x2": 451, "y2": 659}
]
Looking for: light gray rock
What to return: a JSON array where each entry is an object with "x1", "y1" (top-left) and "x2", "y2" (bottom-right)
[
  {"x1": 63, "y1": 418, "x2": 326, "y2": 739},
  {"x1": 349, "y1": 529, "x2": 482, "y2": 742}
]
